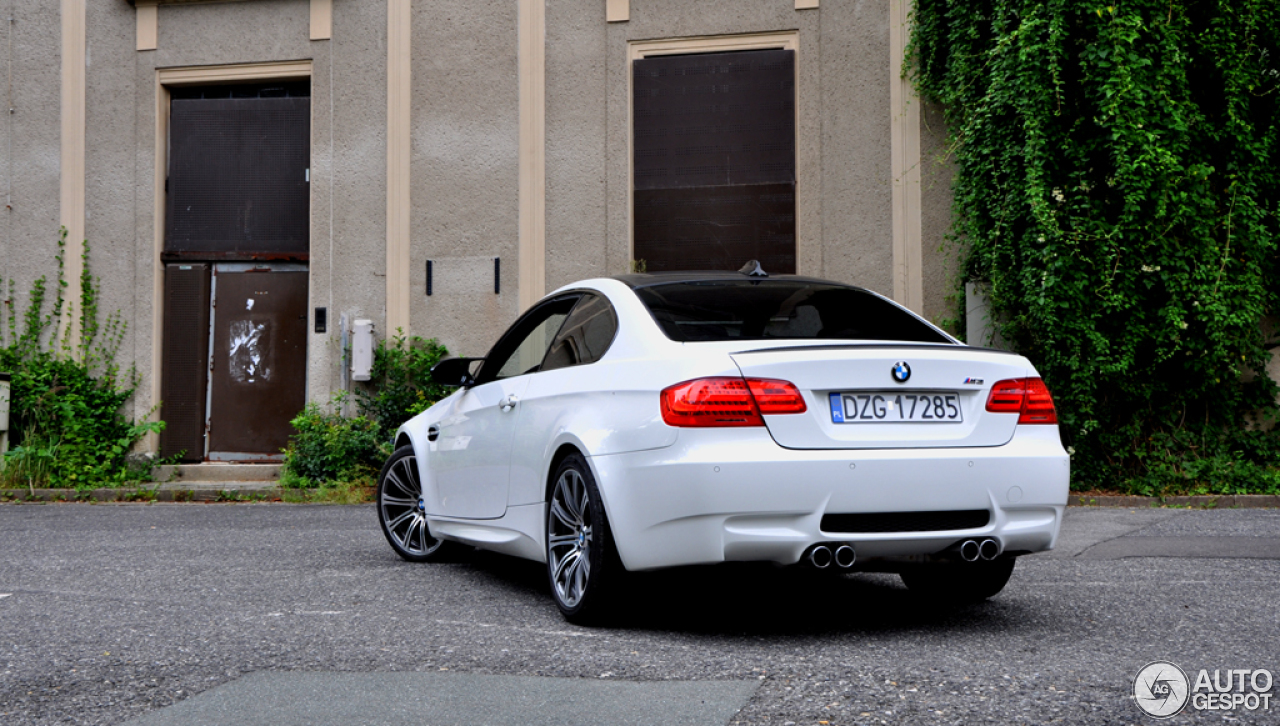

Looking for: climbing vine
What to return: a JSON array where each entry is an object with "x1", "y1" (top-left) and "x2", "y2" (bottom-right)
[{"x1": 911, "y1": 1, "x2": 1280, "y2": 493}]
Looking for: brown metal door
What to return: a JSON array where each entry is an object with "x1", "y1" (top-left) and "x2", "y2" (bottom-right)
[
  {"x1": 207, "y1": 267, "x2": 308, "y2": 459},
  {"x1": 159, "y1": 264, "x2": 212, "y2": 461}
]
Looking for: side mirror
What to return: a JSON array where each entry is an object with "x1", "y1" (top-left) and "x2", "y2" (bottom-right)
[{"x1": 430, "y1": 357, "x2": 482, "y2": 388}]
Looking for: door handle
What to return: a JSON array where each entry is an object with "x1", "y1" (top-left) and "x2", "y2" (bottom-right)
[
  {"x1": 427, "y1": 425, "x2": 440, "y2": 442},
  {"x1": 500, "y1": 395, "x2": 519, "y2": 412}
]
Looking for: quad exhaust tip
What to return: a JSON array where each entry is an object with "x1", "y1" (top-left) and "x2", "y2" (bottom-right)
[
  {"x1": 808, "y1": 545, "x2": 833, "y2": 569},
  {"x1": 807, "y1": 543, "x2": 856, "y2": 569},
  {"x1": 834, "y1": 545, "x2": 856, "y2": 568},
  {"x1": 959, "y1": 538, "x2": 1002, "y2": 562},
  {"x1": 979, "y1": 537, "x2": 1002, "y2": 561}
]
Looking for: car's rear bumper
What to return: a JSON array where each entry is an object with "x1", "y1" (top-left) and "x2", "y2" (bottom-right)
[{"x1": 589, "y1": 425, "x2": 1069, "y2": 571}]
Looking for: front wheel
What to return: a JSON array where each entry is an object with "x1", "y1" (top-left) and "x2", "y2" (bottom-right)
[
  {"x1": 546, "y1": 453, "x2": 623, "y2": 624},
  {"x1": 899, "y1": 557, "x2": 1016, "y2": 603},
  {"x1": 377, "y1": 445, "x2": 454, "y2": 562}
]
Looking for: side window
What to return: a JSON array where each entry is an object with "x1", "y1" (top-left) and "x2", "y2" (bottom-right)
[
  {"x1": 541, "y1": 294, "x2": 619, "y2": 373},
  {"x1": 478, "y1": 296, "x2": 579, "y2": 383}
]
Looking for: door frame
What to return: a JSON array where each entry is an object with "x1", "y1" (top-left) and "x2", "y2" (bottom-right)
[{"x1": 149, "y1": 60, "x2": 313, "y2": 454}]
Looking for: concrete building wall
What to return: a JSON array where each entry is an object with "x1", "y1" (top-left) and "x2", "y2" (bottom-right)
[
  {"x1": 310, "y1": 0, "x2": 387, "y2": 401},
  {"x1": 820, "y1": 0, "x2": 894, "y2": 295},
  {"x1": 2, "y1": 0, "x2": 957, "y2": 453},
  {"x1": 544, "y1": 0, "x2": 608, "y2": 294},
  {"x1": 409, "y1": 0, "x2": 520, "y2": 360},
  {"x1": 87, "y1": 1, "x2": 141, "y2": 418},
  {"x1": 1, "y1": 2, "x2": 63, "y2": 353}
]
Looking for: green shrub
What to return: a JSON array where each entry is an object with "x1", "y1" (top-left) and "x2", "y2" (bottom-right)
[
  {"x1": 910, "y1": 0, "x2": 1280, "y2": 494},
  {"x1": 0, "y1": 230, "x2": 163, "y2": 490},
  {"x1": 280, "y1": 394, "x2": 384, "y2": 488},
  {"x1": 355, "y1": 332, "x2": 451, "y2": 441},
  {"x1": 281, "y1": 334, "x2": 451, "y2": 489}
]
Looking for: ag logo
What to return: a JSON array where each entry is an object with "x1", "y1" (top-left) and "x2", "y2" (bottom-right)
[
  {"x1": 891, "y1": 361, "x2": 911, "y2": 383},
  {"x1": 1134, "y1": 661, "x2": 1190, "y2": 718}
]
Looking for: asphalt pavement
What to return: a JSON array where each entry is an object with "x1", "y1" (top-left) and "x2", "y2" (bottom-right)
[{"x1": 0, "y1": 503, "x2": 1277, "y2": 725}]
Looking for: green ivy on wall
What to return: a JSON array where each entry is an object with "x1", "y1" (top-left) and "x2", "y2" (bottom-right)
[{"x1": 910, "y1": 1, "x2": 1280, "y2": 493}]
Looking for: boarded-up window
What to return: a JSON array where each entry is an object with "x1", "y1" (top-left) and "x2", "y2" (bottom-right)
[
  {"x1": 633, "y1": 49, "x2": 795, "y2": 273},
  {"x1": 166, "y1": 83, "x2": 310, "y2": 258}
]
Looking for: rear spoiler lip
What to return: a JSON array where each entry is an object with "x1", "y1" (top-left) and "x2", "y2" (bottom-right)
[{"x1": 730, "y1": 342, "x2": 1020, "y2": 357}]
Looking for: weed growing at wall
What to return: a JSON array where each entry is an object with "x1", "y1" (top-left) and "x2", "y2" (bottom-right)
[
  {"x1": 0, "y1": 229, "x2": 164, "y2": 490},
  {"x1": 280, "y1": 393, "x2": 383, "y2": 489},
  {"x1": 911, "y1": 1, "x2": 1280, "y2": 493},
  {"x1": 281, "y1": 335, "x2": 451, "y2": 488},
  {"x1": 355, "y1": 333, "x2": 451, "y2": 441}
]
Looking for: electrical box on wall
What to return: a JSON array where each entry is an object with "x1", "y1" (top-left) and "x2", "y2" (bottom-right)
[
  {"x1": 0, "y1": 371, "x2": 10, "y2": 456},
  {"x1": 352, "y1": 319, "x2": 374, "y2": 382},
  {"x1": 0, "y1": 371, "x2": 10, "y2": 432}
]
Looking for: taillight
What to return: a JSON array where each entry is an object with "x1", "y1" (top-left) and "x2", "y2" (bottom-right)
[
  {"x1": 660, "y1": 377, "x2": 807, "y2": 427},
  {"x1": 1020, "y1": 378, "x2": 1058, "y2": 423},
  {"x1": 985, "y1": 377, "x2": 1058, "y2": 424},
  {"x1": 985, "y1": 380, "x2": 1025, "y2": 413},
  {"x1": 746, "y1": 378, "x2": 808, "y2": 415}
]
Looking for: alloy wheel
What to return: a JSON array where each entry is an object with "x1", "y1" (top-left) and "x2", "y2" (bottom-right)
[
  {"x1": 379, "y1": 453, "x2": 442, "y2": 557},
  {"x1": 547, "y1": 468, "x2": 592, "y2": 607}
]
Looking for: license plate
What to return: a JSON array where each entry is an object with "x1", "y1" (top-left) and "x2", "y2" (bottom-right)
[{"x1": 829, "y1": 392, "x2": 963, "y2": 424}]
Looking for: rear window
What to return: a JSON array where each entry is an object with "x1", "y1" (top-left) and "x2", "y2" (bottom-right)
[{"x1": 633, "y1": 280, "x2": 952, "y2": 343}]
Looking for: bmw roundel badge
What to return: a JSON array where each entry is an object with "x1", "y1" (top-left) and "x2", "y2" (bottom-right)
[{"x1": 892, "y1": 361, "x2": 911, "y2": 383}]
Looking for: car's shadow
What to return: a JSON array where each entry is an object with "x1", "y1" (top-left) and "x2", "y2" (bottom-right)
[{"x1": 455, "y1": 549, "x2": 1032, "y2": 636}]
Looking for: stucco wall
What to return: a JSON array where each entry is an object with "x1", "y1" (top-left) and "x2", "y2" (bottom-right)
[
  {"x1": 408, "y1": 0, "x2": 520, "y2": 360},
  {"x1": 819, "y1": 0, "x2": 894, "y2": 294},
  {"x1": 4, "y1": 0, "x2": 956, "y2": 447},
  {"x1": 86, "y1": 1, "x2": 141, "y2": 419},
  {"x1": 0, "y1": 1, "x2": 63, "y2": 363},
  {"x1": 545, "y1": 0, "x2": 608, "y2": 294},
  {"x1": 311, "y1": 0, "x2": 388, "y2": 400}
]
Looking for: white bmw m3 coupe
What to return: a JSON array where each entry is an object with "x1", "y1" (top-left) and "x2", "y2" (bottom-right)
[{"x1": 376, "y1": 267, "x2": 1070, "y2": 623}]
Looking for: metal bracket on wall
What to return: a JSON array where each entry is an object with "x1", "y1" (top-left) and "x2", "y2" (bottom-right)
[
  {"x1": 426, "y1": 260, "x2": 433, "y2": 296},
  {"x1": 495, "y1": 257, "x2": 501, "y2": 295}
]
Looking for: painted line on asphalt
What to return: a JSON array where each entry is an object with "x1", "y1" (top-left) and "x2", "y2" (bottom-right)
[
  {"x1": 0, "y1": 593, "x2": 10, "y2": 599},
  {"x1": 120, "y1": 671, "x2": 759, "y2": 726}
]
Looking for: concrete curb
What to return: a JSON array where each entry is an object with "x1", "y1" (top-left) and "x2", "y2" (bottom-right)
[
  {"x1": 1, "y1": 483, "x2": 283, "y2": 503},
  {"x1": 151, "y1": 463, "x2": 282, "y2": 483},
  {"x1": 1068, "y1": 494, "x2": 1280, "y2": 509}
]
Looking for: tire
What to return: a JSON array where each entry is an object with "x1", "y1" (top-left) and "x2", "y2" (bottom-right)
[
  {"x1": 545, "y1": 453, "x2": 624, "y2": 624},
  {"x1": 899, "y1": 557, "x2": 1016, "y2": 603},
  {"x1": 377, "y1": 445, "x2": 454, "y2": 562}
]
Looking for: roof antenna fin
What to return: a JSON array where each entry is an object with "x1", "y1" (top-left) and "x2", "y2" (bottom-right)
[{"x1": 739, "y1": 260, "x2": 768, "y2": 277}]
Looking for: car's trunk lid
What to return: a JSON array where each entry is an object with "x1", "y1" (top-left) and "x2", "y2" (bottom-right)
[{"x1": 730, "y1": 344, "x2": 1030, "y2": 449}]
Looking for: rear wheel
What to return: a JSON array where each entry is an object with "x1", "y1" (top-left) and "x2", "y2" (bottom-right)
[
  {"x1": 899, "y1": 558, "x2": 1016, "y2": 603},
  {"x1": 546, "y1": 453, "x2": 623, "y2": 624},
  {"x1": 377, "y1": 445, "x2": 454, "y2": 562}
]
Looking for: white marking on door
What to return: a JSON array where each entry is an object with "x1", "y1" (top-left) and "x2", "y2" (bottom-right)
[{"x1": 228, "y1": 320, "x2": 271, "y2": 383}]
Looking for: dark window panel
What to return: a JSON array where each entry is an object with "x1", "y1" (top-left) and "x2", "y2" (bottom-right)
[{"x1": 166, "y1": 96, "x2": 310, "y2": 258}]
